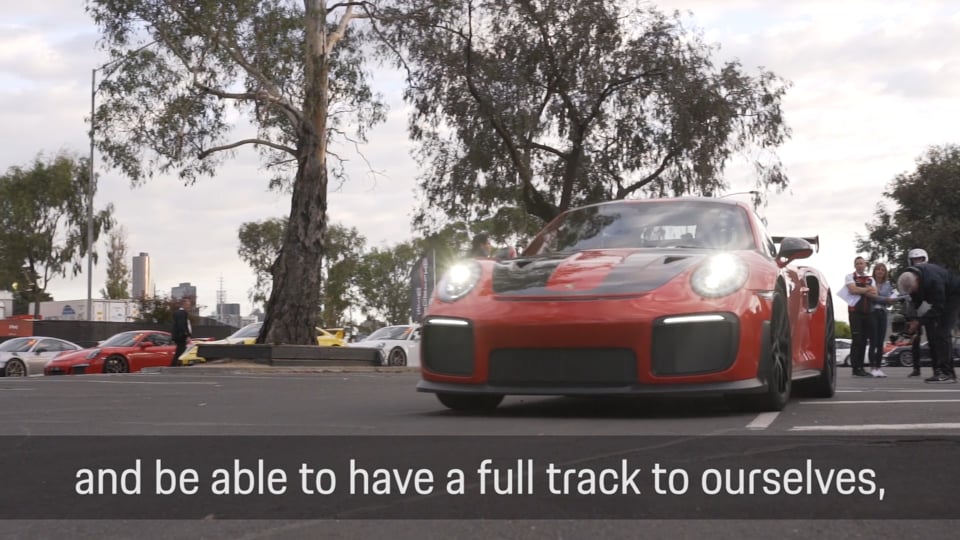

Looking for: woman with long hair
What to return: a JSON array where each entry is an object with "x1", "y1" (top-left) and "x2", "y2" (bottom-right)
[{"x1": 868, "y1": 262, "x2": 897, "y2": 377}]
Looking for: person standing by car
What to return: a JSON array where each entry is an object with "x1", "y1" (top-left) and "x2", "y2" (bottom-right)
[
  {"x1": 897, "y1": 261, "x2": 960, "y2": 383},
  {"x1": 171, "y1": 298, "x2": 192, "y2": 367},
  {"x1": 469, "y1": 233, "x2": 494, "y2": 258},
  {"x1": 867, "y1": 262, "x2": 897, "y2": 377},
  {"x1": 841, "y1": 256, "x2": 877, "y2": 377}
]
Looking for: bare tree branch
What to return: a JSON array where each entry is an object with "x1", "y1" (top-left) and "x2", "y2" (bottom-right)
[{"x1": 197, "y1": 138, "x2": 296, "y2": 160}]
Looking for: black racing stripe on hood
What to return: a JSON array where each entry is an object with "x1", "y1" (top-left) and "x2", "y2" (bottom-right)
[
  {"x1": 491, "y1": 251, "x2": 706, "y2": 296},
  {"x1": 491, "y1": 254, "x2": 568, "y2": 293}
]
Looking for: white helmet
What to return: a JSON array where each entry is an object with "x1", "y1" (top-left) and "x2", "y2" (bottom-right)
[{"x1": 908, "y1": 248, "x2": 928, "y2": 262}]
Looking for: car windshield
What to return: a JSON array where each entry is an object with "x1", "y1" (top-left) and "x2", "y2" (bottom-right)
[
  {"x1": 0, "y1": 338, "x2": 34, "y2": 353},
  {"x1": 230, "y1": 323, "x2": 263, "y2": 339},
  {"x1": 100, "y1": 332, "x2": 142, "y2": 348},
  {"x1": 525, "y1": 200, "x2": 755, "y2": 255},
  {"x1": 365, "y1": 326, "x2": 411, "y2": 341}
]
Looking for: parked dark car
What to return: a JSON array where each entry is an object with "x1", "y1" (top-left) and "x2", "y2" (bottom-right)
[{"x1": 882, "y1": 336, "x2": 960, "y2": 367}]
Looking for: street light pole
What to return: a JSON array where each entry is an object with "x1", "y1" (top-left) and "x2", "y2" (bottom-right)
[
  {"x1": 85, "y1": 41, "x2": 157, "y2": 322},
  {"x1": 87, "y1": 68, "x2": 97, "y2": 321}
]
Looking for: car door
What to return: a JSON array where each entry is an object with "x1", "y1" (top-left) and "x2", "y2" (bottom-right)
[
  {"x1": 127, "y1": 333, "x2": 174, "y2": 371},
  {"x1": 29, "y1": 339, "x2": 71, "y2": 375}
]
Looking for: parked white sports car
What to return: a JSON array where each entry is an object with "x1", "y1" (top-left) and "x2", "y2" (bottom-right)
[
  {"x1": 0, "y1": 336, "x2": 83, "y2": 377},
  {"x1": 348, "y1": 325, "x2": 421, "y2": 367}
]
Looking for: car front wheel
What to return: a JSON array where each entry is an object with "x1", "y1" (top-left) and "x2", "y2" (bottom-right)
[
  {"x1": 387, "y1": 347, "x2": 407, "y2": 366},
  {"x1": 2, "y1": 359, "x2": 26, "y2": 377},
  {"x1": 732, "y1": 287, "x2": 792, "y2": 412},
  {"x1": 103, "y1": 355, "x2": 129, "y2": 374}
]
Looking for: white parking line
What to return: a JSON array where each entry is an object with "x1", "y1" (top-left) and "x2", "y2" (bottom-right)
[
  {"x1": 746, "y1": 412, "x2": 780, "y2": 430},
  {"x1": 839, "y1": 389, "x2": 960, "y2": 393},
  {"x1": 800, "y1": 399, "x2": 960, "y2": 405},
  {"x1": 39, "y1": 380, "x2": 218, "y2": 385},
  {"x1": 791, "y1": 423, "x2": 960, "y2": 432}
]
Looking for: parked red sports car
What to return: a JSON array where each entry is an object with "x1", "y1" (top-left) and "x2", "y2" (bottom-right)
[
  {"x1": 418, "y1": 198, "x2": 836, "y2": 412},
  {"x1": 44, "y1": 330, "x2": 179, "y2": 375}
]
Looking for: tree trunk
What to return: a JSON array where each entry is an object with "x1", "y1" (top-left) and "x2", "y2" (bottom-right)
[
  {"x1": 259, "y1": 155, "x2": 328, "y2": 344},
  {"x1": 258, "y1": 2, "x2": 331, "y2": 345}
]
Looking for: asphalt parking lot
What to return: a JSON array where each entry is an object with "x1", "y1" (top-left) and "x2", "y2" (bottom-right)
[
  {"x1": 1, "y1": 366, "x2": 958, "y2": 538},
  {"x1": 2, "y1": 365, "x2": 959, "y2": 435}
]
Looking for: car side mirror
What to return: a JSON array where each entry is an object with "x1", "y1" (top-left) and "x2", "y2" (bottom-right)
[
  {"x1": 35, "y1": 348, "x2": 47, "y2": 354},
  {"x1": 776, "y1": 237, "x2": 814, "y2": 267},
  {"x1": 139, "y1": 341, "x2": 154, "y2": 348}
]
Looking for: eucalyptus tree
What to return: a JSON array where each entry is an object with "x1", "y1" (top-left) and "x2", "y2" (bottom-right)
[
  {"x1": 377, "y1": 0, "x2": 792, "y2": 227},
  {"x1": 88, "y1": 0, "x2": 385, "y2": 343}
]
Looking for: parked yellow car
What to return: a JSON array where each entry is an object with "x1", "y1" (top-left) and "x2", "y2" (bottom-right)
[
  {"x1": 178, "y1": 323, "x2": 346, "y2": 365},
  {"x1": 318, "y1": 328, "x2": 346, "y2": 347}
]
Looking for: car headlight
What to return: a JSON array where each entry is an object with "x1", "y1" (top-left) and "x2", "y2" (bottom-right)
[
  {"x1": 437, "y1": 261, "x2": 482, "y2": 302},
  {"x1": 690, "y1": 253, "x2": 748, "y2": 298},
  {"x1": 85, "y1": 348, "x2": 102, "y2": 360}
]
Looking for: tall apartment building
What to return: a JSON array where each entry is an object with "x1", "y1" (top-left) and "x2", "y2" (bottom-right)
[{"x1": 131, "y1": 252, "x2": 152, "y2": 298}]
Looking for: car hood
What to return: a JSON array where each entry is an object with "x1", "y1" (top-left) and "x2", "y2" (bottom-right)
[
  {"x1": 46, "y1": 348, "x2": 99, "y2": 366},
  {"x1": 492, "y1": 249, "x2": 709, "y2": 296}
]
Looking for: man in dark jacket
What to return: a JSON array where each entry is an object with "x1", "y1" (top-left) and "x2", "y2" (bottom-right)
[
  {"x1": 171, "y1": 298, "x2": 192, "y2": 367},
  {"x1": 897, "y1": 262, "x2": 960, "y2": 383}
]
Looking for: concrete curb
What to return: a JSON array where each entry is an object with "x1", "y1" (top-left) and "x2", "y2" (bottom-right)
[{"x1": 141, "y1": 363, "x2": 420, "y2": 375}]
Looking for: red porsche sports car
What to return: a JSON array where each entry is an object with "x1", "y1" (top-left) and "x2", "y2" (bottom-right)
[
  {"x1": 44, "y1": 330, "x2": 179, "y2": 375},
  {"x1": 417, "y1": 198, "x2": 836, "y2": 412}
]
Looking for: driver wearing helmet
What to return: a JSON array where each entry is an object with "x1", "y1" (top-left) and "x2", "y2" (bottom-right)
[{"x1": 902, "y1": 248, "x2": 934, "y2": 378}]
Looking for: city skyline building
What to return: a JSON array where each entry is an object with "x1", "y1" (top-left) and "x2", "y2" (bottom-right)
[
  {"x1": 171, "y1": 282, "x2": 198, "y2": 301},
  {"x1": 131, "y1": 252, "x2": 152, "y2": 298}
]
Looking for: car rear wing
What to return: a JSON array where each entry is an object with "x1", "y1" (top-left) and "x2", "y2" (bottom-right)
[
  {"x1": 772, "y1": 235, "x2": 819, "y2": 253},
  {"x1": 324, "y1": 328, "x2": 346, "y2": 340}
]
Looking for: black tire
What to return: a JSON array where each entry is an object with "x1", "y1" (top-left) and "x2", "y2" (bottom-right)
[
  {"x1": 436, "y1": 393, "x2": 504, "y2": 412},
  {"x1": 803, "y1": 294, "x2": 836, "y2": 398},
  {"x1": 3, "y1": 359, "x2": 26, "y2": 377},
  {"x1": 387, "y1": 347, "x2": 407, "y2": 367},
  {"x1": 738, "y1": 287, "x2": 792, "y2": 412},
  {"x1": 103, "y1": 355, "x2": 129, "y2": 374},
  {"x1": 899, "y1": 351, "x2": 913, "y2": 368}
]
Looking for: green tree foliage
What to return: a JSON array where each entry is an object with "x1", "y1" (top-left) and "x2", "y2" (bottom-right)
[
  {"x1": 377, "y1": 0, "x2": 791, "y2": 228},
  {"x1": 237, "y1": 217, "x2": 287, "y2": 306},
  {"x1": 320, "y1": 225, "x2": 367, "y2": 327},
  {"x1": 133, "y1": 294, "x2": 200, "y2": 325},
  {"x1": 101, "y1": 225, "x2": 130, "y2": 299},
  {"x1": 835, "y1": 321, "x2": 851, "y2": 339},
  {"x1": 0, "y1": 154, "x2": 113, "y2": 316},
  {"x1": 857, "y1": 144, "x2": 960, "y2": 275},
  {"x1": 356, "y1": 242, "x2": 420, "y2": 324},
  {"x1": 238, "y1": 219, "x2": 366, "y2": 326},
  {"x1": 87, "y1": 1, "x2": 385, "y2": 344}
]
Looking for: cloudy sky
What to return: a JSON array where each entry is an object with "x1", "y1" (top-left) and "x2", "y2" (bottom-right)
[{"x1": 2, "y1": 1, "x2": 958, "y2": 323}]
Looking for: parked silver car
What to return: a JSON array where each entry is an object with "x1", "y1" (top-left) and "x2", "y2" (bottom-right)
[{"x1": 0, "y1": 336, "x2": 83, "y2": 376}]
